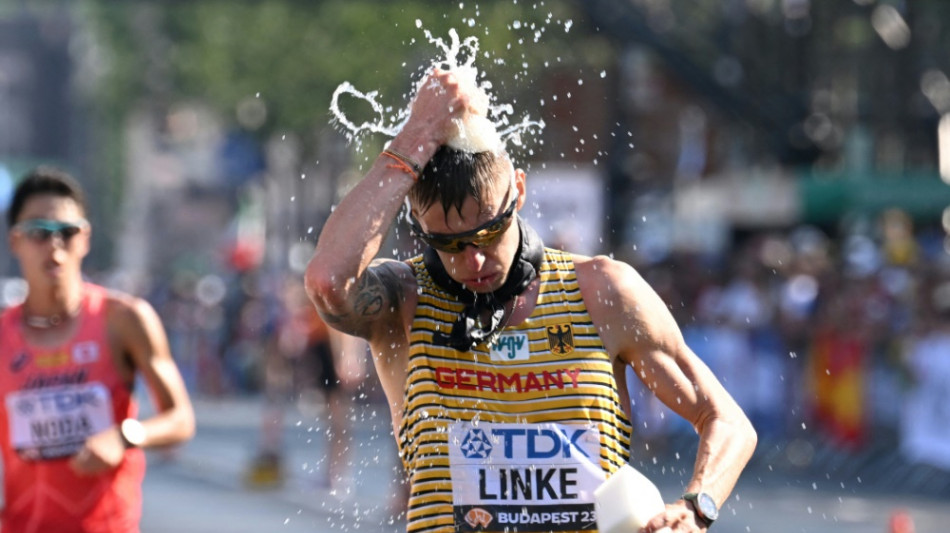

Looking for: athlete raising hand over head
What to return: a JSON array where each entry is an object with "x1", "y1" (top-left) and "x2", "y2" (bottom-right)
[{"x1": 306, "y1": 69, "x2": 756, "y2": 532}]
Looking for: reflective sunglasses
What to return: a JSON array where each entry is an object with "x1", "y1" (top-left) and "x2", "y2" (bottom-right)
[
  {"x1": 409, "y1": 190, "x2": 518, "y2": 253},
  {"x1": 13, "y1": 219, "x2": 88, "y2": 244}
]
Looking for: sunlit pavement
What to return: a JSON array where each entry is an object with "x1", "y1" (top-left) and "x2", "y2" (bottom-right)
[
  {"x1": 141, "y1": 395, "x2": 950, "y2": 533},
  {"x1": 632, "y1": 431, "x2": 950, "y2": 533},
  {"x1": 141, "y1": 395, "x2": 407, "y2": 533}
]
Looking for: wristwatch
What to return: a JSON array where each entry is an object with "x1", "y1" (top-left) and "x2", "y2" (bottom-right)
[
  {"x1": 682, "y1": 491, "x2": 719, "y2": 527},
  {"x1": 119, "y1": 418, "x2": 147, "y2": 448}
]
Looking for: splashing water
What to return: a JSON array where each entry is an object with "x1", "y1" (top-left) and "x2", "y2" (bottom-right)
[{"x1": 329, "y1": 25, "x2": 544, "y2": 153}]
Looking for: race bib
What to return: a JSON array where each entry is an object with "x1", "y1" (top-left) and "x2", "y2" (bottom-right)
[
  {"x1": 5, "y1": 383, "x2": 114, "y2": 460},
  {"x1": 449, "y1": 421, "x2": 604, "y2": 531}
]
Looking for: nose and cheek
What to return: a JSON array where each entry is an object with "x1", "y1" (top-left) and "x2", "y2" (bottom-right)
[
  {"x1": 28, "y1": 235, "x2": 79, "y2": 270},
  {"x1": 444, "y1": 245, "x2": 488, "y2": 277},
  {"x1": 49, "y1": 235, "x2": 71, "y2": 250},
  {"x1": 462, "y1": 246, "x2": 487, "y2": 272},
  {"x1": 34, "y1": 233, "x2": 74, "y2": 255}
]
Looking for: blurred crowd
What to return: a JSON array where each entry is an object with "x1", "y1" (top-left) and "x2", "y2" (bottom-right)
[
  {"x1": 6, "y1": 206, "x2": 946, "y2": 475},
  {"x1": 133, "y1": 206, "x2": 950, "y2": 474},
  {"x1": 627, "y1": 209, "x2": 950, "y2": 472}
]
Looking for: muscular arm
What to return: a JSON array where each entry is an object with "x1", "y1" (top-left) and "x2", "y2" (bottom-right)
[
  {"x1": 118, "y1": 295, "x2": 195, "y2": 447},
  {"x1": 305, "y1": 69, "x2": 472, "y2": 344},
  {"x1": 71, "y1": 294, "x2": 194, "y2": 475},
  {"x1": 304, "y1": 154, "x2": 419, "y2": 341},
  {"x1": 578, "y1": 256, "x2": 756, "y2": 530},
  {"x1": 307, "y1": 70, "x2": 478, "y2": 434}
]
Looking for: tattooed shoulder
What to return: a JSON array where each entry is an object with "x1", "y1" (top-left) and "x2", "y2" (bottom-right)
[{"x1": 317, "y1": 260, "x2": 409, "y2": 339}]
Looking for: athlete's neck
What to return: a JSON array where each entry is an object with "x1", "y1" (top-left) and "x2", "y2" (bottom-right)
[
  {"x1": 426, "y1": 217, "x2": 543, "y2": 351},
  {"x1": 23, "y1": 281, "x2": 84, "y2": 329}
]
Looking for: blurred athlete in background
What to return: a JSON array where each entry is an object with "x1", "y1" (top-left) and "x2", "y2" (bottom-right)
[{"x1": 0, "y1": 166, "x2": 195, "y2": 533}]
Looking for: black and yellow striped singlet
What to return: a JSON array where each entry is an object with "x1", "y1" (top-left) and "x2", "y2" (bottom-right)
[{"x1": 399, "y1": 248, "x2": 632, "y2": 533}]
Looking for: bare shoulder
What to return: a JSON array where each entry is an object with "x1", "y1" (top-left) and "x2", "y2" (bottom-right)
[
  {"x1": 573, "y1": 253, "x2": 645, "y2": 299},
  {"x1": 371, "y1": 257, "x2": 417, "y2": 286},
  {"x1": 359, "y1": 258, "x2": 418, "y2": 314},
  {"x1": 103, "y1": 290, "x2": 159, "y2": 330},
  {"x1": 372, "y1": 257, "x2": 419, "y2": 325},
  {"x1": 102, "y1": 290, "x2": 169, "y2": 370},
  {"x1": 573, "y1": 254, "x2": 674, "y2": 357},
  {"x1": 321, "y1": 257, "x2": 418, "y2": 342}
]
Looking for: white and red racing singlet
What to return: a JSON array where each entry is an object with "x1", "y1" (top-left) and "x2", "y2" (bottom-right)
[{"x1": 0, "y1": 283, "x2": 145, "y2": 533}]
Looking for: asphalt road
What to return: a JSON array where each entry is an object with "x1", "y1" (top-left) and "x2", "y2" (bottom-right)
[{"x1": 136, "y1": 396, "x2": 950, "y2": 533}]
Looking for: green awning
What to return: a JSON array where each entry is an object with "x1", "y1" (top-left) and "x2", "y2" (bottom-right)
[{"x1": 799, "y1": 171, "x2": 950, "y2": 223}]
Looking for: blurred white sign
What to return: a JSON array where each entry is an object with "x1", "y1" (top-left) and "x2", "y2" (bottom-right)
[{"x1": 522, "y1": 164, "x2": 604, "y2": 256}]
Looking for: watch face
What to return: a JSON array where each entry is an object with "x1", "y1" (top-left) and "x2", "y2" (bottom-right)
[
  {"x1": 697, "y1": 493, "x2": 719, "y2": 521},
  {"x1": 121, "y1": 419, "x2": 146, "y2": 447}
]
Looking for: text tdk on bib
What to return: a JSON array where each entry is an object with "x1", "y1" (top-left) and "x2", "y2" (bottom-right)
[{"x1": 448, "y1": 421, "x2": 604, "y2": 531}]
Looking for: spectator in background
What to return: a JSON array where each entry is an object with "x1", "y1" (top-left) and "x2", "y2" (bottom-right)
[
  {"x1": 244, "y1": 276, "x2": 366, "y2": 493},
  {"x1": 0, "y1": 166, "x2": 194, "y2": 533},
  {"x1": 899, "y1": 278, "x2": 950, "y2": 470}
]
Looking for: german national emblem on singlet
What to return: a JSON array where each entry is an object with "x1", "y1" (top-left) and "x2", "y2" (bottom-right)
[{"x1": 546, "y1": 323, "x2": 574, "y2": 355}]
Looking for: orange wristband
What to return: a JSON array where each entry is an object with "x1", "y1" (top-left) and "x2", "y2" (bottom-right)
[{"x1": 381, "y1": 149, "x2": 423, "y2": 181}]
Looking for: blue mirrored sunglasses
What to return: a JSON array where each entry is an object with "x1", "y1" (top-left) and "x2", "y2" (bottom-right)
[{"x1": 13, "y1": 219, "x2": 88, "y2": 243}]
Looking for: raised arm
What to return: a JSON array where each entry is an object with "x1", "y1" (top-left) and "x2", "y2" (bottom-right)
[
  {"x1": 304, "y1": 69, "x2": 471, "y2": 342},
  {"x1": 578, "y1": 256, "x2": 757, "y2": 532}
]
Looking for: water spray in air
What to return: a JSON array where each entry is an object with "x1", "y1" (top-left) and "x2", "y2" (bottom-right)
[{"x1": 329, "y1": 24, "x2": 545, "y2": 154}]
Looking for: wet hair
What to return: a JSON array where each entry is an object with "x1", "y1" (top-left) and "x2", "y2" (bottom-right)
[
  {"x1": 7, "y1": 166, "x2": 87, "y2": 228},
  {"x1": 408, "y1": 146, "x2": 508, "y2": 217}
]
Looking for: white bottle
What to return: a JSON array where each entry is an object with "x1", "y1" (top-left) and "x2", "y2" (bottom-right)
[
  {"x1": 595, "y1": 464, "x2": 670, "y2": 533},
  {"x1": 445, "y1": 65, "x2": 503, "y2": 154}
]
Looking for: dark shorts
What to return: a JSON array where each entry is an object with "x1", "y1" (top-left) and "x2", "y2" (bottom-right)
[{"x1": 307, "y1": 341, "x2": 339, "y2": 392}]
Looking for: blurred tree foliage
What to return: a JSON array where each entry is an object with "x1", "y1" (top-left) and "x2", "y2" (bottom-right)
[
  {"x1": 83, "y1": 1, "x2": 602, "y2": 153},
  {"x1": 67, "y1": 0, "x2": 612, "y2": 267}
]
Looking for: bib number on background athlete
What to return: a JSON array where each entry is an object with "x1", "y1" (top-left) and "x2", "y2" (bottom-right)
[{"x1": 5, "y1": 383, "x2": 114, "y2": 460}]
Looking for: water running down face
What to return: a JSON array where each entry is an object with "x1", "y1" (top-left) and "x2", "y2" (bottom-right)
[{"x1": 411, "y1": 164, "x2": 525, "y2": 294}]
